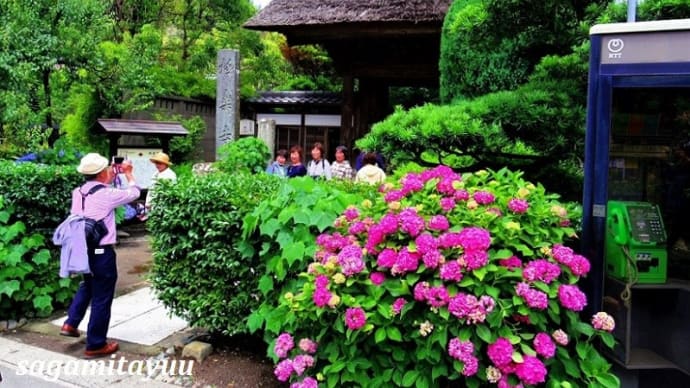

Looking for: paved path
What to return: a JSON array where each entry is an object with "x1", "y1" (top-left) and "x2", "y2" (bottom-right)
[
  {"x1": 0, "y1": 337, "x2": 178, "y2": 388},
  {"x1": 51, "y1": 287, "x2": 188, "y2": 346}
]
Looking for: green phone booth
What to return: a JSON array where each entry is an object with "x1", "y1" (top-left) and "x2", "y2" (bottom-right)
[{"x1": 605, "y1": 201, "x2": 667, "y2": 283}]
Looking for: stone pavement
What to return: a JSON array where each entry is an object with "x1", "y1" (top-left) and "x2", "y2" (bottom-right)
[
  {"x1": 0, "y1": 225, "x2": 196, "y2": 387},
  {"x1": 50, "y1": 287, "x2": 188, "y2": 346}
]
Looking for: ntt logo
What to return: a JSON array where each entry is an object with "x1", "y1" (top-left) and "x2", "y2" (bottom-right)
[{"x1": 607, "y1": 38, "x2": 625, "y2": 58}]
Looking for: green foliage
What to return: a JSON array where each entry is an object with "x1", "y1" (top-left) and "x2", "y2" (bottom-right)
[
  {"x1": 439, "y1": 0, "x2": 595, "y2": 102},
  {"x1": 147, "y1": 172, "x2": 281, "y2": 335},
  {"x1": 0, "y1": 161, "x2": 84, "y2": 235},
  {"x1": 216, "y1": 137, "x2": 272, "y2": 174},
  {"x1": 146, "y1": 115, "x2": 207, "y2": 163},
  {"x1": 241, "y1": 177, "x2": 377, "y2": 336},
  {"x1": 357, "y1": 80, "x2": 586, "y2": 201},
  {"x1": 267, "y1": 167, "x2": 617, "y2": 387},
  {"x1": 0, "y1": 195, "x2": 78, "y2": 319}
]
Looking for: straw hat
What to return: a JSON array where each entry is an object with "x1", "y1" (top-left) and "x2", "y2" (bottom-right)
[
  {"x1": 150, "y1": 152, "x2": 172, "y2": 166},
  {"x1": 76, "y1": 153, "x2": 109, "y2": 175}
]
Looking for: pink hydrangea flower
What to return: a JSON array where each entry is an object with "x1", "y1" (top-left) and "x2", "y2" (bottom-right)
[
  {"x1": 348, "y1": 221, "x2": 367, "y2": 235},
  {"x1": 458, "y1": 227, "x2": 492, "y2": 252},
  {"x1": 399, "y1": 207, "x2": 425, "y2": 237},
  {"x1": 426, "y1": 285, "x2": 450, "y2": 308},
  {"x1": 370, "y1": 272, "x2": 386, "y2": 285},
  {"x1": 440, "y1": 197, "x2": 456, "y2": 212},
  {"x1": 438, "y1": 232, "x2": 462, "y2": 248},
  {"x1": 312, "y1": 288, "x2": 332, "y2": 308},
  {"x1": 413, "y1": 282, "x2": 430, "y2": 301},
  {"x1": 274, "y1": 358, "x2": 294, "y2": 382},
  {"x1": 461, "y1": 355, "x2": 479, "y2": 376},
  {"x1": 473, "y1": 190, "x2": 496, "y2": 205},
  {"x1": 533, "y1": 332, "x2": 556, "y2": 358},
  {"x1": 376, "y1": 248, "x2": 398, "y2": 268},
  {"x1": 448, "y1": 338, "x2": 474, "y2": 360},
  {"x1": 422, "y1": 249, "x2": 443, "y2": 269},
  {"x1": 291, "y1": 377, "x2": 318, "y2": 388},
  {"x1": 551, "y1": 244, "x2": 574, "y2": 265},
  {"x1": 345, "y1": 307, "x2": 366, "y2": 330},
  {"x1": 508, "y1": 198, "x2": 529, "y2": 214},
  {"x1": 515, "y1": 282, "x2": 548, "y2": 310},
  {"x1": 487, "y1": 338, "x2": 514, "y2": 367},
  {"x1": 392, "y1": 247, "x2": 420, "y2": 275},
  {"x1": 378, "y1": 213, "x2": 399, "y2": 235},
  {"x1": 591, "y1": 312, "x2": 615, "y2": 332},
  {"x1": 568, "y1": 254, "x2": 591, "y2": 276},
  {"x1": 401, "y1": 173, "x2": 424, "y2": 194},
  {"x1": 428, "y1": 215, "x2": 450, "y2": 231},
  {"x1": 292, "y1": 354, "x2": 315, "y2": 375},
  {"x1": 298, "y1": 338, "x2": 318, "y2": 354},
  {"x1": 415, "y1": 233, "x2": 438, "y2": 255},
  {"x1": 558, "y1": 284, "x2": 587, "y2": 312},
  {"x1": 392, "y1": 297, "x2": 407, "y2": 315},
  {"x1": 440, "y1": 260, "x2": 463, "y2": 282},
  {"x1": 343, "y1": 206, "x2": 359, "y2": 221},
  {"x1": 454, "y1": 189, "x2": 470, "y2": 201},
  {"x1": 338, "y1": 245, "x2": 365, "y2": 276},
  {"x1": 384, "y1": 189, "x2": 405, "y2": 202},
  {"x1": 522, "y1": 259, "x2": 561, "y2": 284},
  {"x1": 499, "y1": 256, "x2": 522, "y2": 270},
  {"x1": 515, "y1": 355, "x2": 547, "y2": 385},
  {"x1": 274, "y1": 333, "x2": 294, "y2": 359},
  {"x1": 464, "y1": 250, "x2": 489, "y2": 270}
]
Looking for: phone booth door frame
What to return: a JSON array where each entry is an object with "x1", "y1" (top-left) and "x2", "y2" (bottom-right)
[{"x1": 582, "y1": 19, "x2": 690, "y2": 312}]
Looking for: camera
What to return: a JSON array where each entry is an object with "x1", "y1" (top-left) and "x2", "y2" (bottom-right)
[{"x1": 113, "y1": 156, "x2": 125, "y2": 173}]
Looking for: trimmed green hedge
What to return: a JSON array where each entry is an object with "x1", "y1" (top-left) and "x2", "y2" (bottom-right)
[
  {"x1": 147, "y1": 172, "x2": 281, "y2": 335},
  {"x1": 0, "y1": 161, "x2": 84, "y2": 235},
  {"x1": 0, "y1": 161, "x2": 83, "y2": 318}
]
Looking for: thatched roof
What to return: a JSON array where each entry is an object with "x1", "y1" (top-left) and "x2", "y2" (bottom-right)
[{"x1": 244, "y1": 0, "x2": 451, "y2": 30}]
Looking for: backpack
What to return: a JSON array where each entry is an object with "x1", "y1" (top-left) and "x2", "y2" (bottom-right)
[{"x1": 79, "y1": 184, "x2": 109, "y2": 247}]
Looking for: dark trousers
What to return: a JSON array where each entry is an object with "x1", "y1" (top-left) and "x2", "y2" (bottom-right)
[{"x1": 65, "y1": 246, "x2": 117, "y2": 350}]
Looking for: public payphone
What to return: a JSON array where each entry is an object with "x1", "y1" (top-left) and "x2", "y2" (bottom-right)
[{"x1": 605, "y1": 201, "x2": 667, "y2": 283}]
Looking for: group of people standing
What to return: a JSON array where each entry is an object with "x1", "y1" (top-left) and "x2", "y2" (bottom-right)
[{"x1": 266, "y1": 142, "x2": 386, "y2": 185}]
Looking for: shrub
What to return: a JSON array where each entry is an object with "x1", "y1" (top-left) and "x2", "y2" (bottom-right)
[
  {"x1": 0, "y1": 196, "x2": 77, "y2": 319},
  {"x1": 242, "y1": 177, "x2": 378, "y2": 336},
  {"x1": 0, "y1": 161, "x2": 84, "y2": 235},
  {"x1": 147, "y1": 172, "x2": 281, "y2": 335},
  {"x1": 216, "y1": 137, "x2": 272, "y2": 174},
  {"x1": 265, "y1": 166, "x2": 617, "y2": 388}
]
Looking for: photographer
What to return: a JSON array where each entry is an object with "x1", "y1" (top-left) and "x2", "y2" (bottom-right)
[{"x1": 59, "y1": 153, "x2": 140, "y2": 358}]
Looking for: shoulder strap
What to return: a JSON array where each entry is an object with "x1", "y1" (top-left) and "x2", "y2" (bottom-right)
[{"x1": 79, "y1": 184, "x2": 106, "y2": 212}]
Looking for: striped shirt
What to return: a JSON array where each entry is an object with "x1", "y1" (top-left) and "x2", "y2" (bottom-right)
[{"x1": 70, "y1": 181, "x2": 141, "y2": 246}]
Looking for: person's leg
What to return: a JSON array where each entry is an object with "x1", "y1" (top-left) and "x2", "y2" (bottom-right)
[
  {"x1": 85, "y1": 246, "x2": 118, "y2": 350},
  {"x1": 64, "y1": 275, "x2": 93, "y2": 328}
]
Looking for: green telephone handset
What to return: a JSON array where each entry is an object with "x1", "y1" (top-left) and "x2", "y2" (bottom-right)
[
  {"x1": 605, "y1": 201, "x2": 667, "y2": 284},
  {"x1": 607, "y1": 207, "x2": 628, "y2": 246}
]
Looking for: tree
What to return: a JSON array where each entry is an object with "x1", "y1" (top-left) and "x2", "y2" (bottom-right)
[{"x1": 0, "y1": 0, "x2": 109, "y2": 146}]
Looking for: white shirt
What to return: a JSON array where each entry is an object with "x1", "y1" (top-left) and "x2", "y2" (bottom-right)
[{"x1": 145, "y1": 167, "x2": 177, "y2": 208}]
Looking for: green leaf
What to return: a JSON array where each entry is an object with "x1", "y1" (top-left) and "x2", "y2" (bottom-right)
[
  {"x1": 402, "y1": 370, "x2": 420, "y2": 387},
  {"x1": 600, "y1": 332, "x2": 616, "y2": 349},
  {"x1": 0, "y1": 280, "x2": 21, "y2": 297},
  {"x1": 259, "y1": 218, "x2": 281, "y2": 237},
  {"x1": 258, "y1": 275, "x2": 274, "y2": 296},
  {"x1": 511, "y1": 352, "x2": 524, "y2": 363},
  {"x1": 375, "y1": 327, "x2": 387, "y2": 343},
  {"x1": 387, "y1": 326, "x2": 403, "y2": 342},
  {"x1": 473, "y1": 267, "x2": 487, "y2": 281},
  {"x1": 561, "y1": 356, "x2": 581, "y2": 378},
  {"x1": 493, "y1": 249, "x2": 513, "y2": 259},
  {"x1": 33, "y1": 295, "x2": 52, "y2": 311},
  {"x1": 576, "y1": 342, "x2": 589, "y2": 360},
  {"x1": 432, "y1": 364, "x2": 448, "y2": 380},
  {"x1": 283, "y1": 241, "x2": 306, "y2": 265},
  {"x1": 246, "y1": 311, "x2": 264, "y2": 333},
  {"x1": 31, "y1": 249, "x2": 51, "y2": 265},
  {"x1": 476, "y1": 325, "x2": 493, "y2": 343},
  {"x1": 594, "y1": 373, "x2": 620, "y2": 388}
]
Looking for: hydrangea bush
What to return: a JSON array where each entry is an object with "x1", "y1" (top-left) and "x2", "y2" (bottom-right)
[{"x1": 268, "y1": 166, "x2": 618, "y2": 388}]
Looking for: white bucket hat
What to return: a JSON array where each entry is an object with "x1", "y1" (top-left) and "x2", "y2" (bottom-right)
[{"x1": 77, "y1": 153, "x2": 109, "y2": 175}]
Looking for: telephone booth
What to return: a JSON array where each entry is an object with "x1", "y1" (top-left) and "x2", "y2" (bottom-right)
[{"x1": 583, "y1": 19, "x2": 690, "y2": 385}]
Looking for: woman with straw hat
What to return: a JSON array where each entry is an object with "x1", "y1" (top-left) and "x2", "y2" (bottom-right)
[{"x1": 145, "y1": 152, "x2": 177, "y2": 213}]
